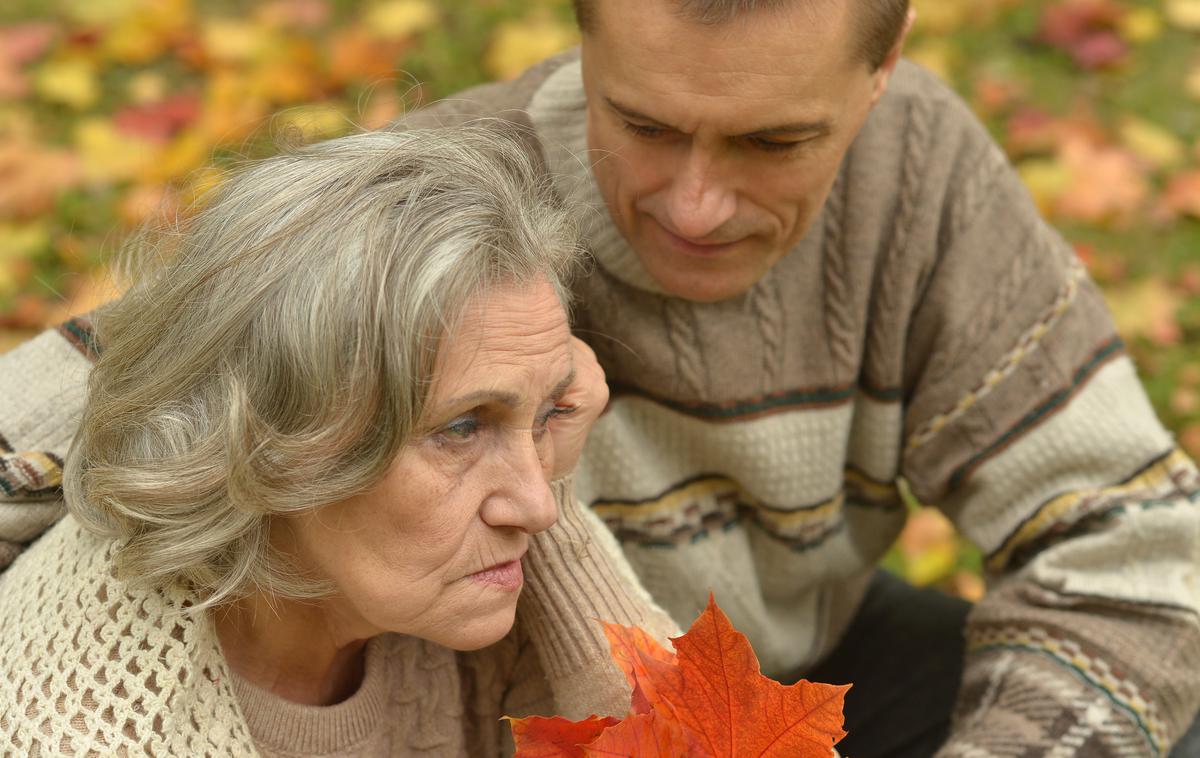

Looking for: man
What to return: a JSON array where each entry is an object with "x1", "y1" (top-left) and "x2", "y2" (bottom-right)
[{"x1": 1, "y1": 1, "x2": 1197, "y2": 755}]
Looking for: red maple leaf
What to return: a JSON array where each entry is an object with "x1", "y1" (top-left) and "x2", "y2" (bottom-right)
[
  {"x1": 583, "y1": 711, "x2": 692, "y2": 757},
  {"x1": 510, "y1": 596, "x2": 850, "y2": 758},
  {"x1": 509, "y1": 715, "x2": 620, "y2": 757}
]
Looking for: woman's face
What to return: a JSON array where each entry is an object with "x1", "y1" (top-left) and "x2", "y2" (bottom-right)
[{"x1": 279, "y1": 276, "x2": 574, "y2": 651}]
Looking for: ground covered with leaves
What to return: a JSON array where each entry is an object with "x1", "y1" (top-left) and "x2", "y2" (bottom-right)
[{"x1": 1, "y1": 0, "x2": 1197, "y2": 597}]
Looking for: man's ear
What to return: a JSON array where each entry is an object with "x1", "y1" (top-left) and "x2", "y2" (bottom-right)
[{"x1": 870, "y1": 7, "x2": 916, "y2": 105}]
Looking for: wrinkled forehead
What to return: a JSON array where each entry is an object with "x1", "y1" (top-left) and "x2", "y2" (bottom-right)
[
  {"x1": 582, "y1": 0, "x2": 861, "y2": 129},
  {"x1": 583, "y1": 0, "x2": 857, "y2": 68}
]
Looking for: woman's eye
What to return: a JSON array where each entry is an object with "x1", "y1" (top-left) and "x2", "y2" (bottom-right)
[
  {"x1": 440, "y1": 416, "x2": 480, "y2": 443},
  {"x1": 532, "y1": 405, "x2": 577, "y2": 440}
]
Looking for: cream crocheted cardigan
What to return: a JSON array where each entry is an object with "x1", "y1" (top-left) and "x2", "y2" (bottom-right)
[{"x1": 0, "y1": 479, "x2": 678, "y2": 756}]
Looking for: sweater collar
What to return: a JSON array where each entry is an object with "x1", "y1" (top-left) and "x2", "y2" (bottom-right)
[{"x1": 528, "y1": 58, "x2": 669, "y2": 296}]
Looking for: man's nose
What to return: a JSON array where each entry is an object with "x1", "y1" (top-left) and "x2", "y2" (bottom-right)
[
  {"x1": 479, "y1": 435, "x2": 558, "y2": 534},
  {"x1": 664, "y1": 149, "x2": 737, "y2": 240}
]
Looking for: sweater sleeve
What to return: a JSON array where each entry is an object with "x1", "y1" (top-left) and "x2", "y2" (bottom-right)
[
  {"x1": 0, "y1": 321, "x2": 94, "y2": 571},
  {"x1": 895, "y1": 105, "x2": 1200, "y2": 757},
  {"x1": 517, "y1": 475, "x2": 683, "y2": 720}
]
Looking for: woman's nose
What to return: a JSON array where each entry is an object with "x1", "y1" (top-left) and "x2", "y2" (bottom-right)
[{"x1": 478, "y1": 435, "x2": 558, "y2": 534}]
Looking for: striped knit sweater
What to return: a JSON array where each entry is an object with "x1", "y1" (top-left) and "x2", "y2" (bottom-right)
[
  {"x1": 398, "y1": 52, "x2": 1200, "y2": 756},
  {"x1": 1, "y1": 52, "x2": 1198, "y2": 755}
]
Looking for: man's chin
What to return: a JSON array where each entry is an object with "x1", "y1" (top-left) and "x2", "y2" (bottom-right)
[
  {"x1": 646, "y1": 265, "x2": 765, "y2": 303},
  {"x1": 635, "y1": 241, "x2": 774, "y2": 303}
]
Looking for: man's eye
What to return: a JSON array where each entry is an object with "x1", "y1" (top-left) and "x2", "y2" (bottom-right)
[
  {"x1": 749, "y1": 137, "x2": 804, "y2": 153},
  {"x1": 622, "y1": 121, "x2": 667, "y2": 139}
]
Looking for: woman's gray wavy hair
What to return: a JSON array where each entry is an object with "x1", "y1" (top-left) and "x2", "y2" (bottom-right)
[{"x1": 63, "y1": 126, "x2": 581, "y2": 611}]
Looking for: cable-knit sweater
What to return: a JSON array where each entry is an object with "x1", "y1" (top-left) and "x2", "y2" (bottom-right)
[
  {"x1": 0, "y1": 475, "x2": 678, "y2": 755},
  {"x1": 2, "y1": 52, "x2": 1199, "y2": 755},
  {"x1": 394, "y1": 52, "x2": 1200, "y2": 756}
]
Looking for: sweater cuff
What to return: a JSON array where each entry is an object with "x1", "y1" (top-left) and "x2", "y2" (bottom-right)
[
  {"x1": 519, "y1": 476, "x2": 681, "y2": 718},
  {"x1": 935, "y1": 645, "x2": 1168, "y2": 757}
]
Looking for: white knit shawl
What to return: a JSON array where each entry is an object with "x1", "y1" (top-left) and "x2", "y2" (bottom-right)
[{"x1": 0, "y1": 516, "x2": 261, "y2": 756}]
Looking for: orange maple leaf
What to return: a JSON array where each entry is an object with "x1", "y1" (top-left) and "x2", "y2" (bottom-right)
[{"x1": 510, "y1": 595, "x2": 850, "y2": 758}]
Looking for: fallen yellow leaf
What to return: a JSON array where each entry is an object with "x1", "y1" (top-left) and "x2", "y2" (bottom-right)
[
  {"x1": 485, "y1": 14, "x2": 578, "y2": 81},
  {"x1": 0, "y1": 222, "x2": 50, "y2": 297},
  {"x1": 910, "y1": 0, "x2": 972, "y2": 35},
  {"x1": 1118, "y1": 116, "x2": 1186, "y2": 170},
  {"x1": 1165, "y1": 0, "x2": 1200, "y2": 30},
  {"x1": 363, "y1": 0, "x2": 437, "y2": 40},
  {"x1": 74, "y1": 117, "x2": 158, "y2": 183},
  {"x1": 1187, "y1": 61, "x2": 1200, "y2": 100},
  {"x1": 905, "y1": 39, "x2": 956, "y2": 85},
  {"x1": 1120, "y1": 7, "x2": 1164, "y2": 42},
  {"x1": 145, "y1": 129, "x2": 209, "y2": 183},
  {"x1": 1017, "y1": 159, "x2": 1072, "y2": 218},
  {"x1": 1104, "y1": 278, "x2": 1183, "y2": 347},
  {"x1": 34, "y1": 58, "x2": 99, "y2": 110},
  {"x1": 126, "y1": 71, "x2": 168, "y2": 104},
  {"x1": 202, "y1": 19, "x2": 273, "y2": 63},
  {"x1": 59, "y1": 0, "x2": 140, "y2": 26},
  {"x1": 275, "y1": 103, "x2": 349, "y2": 141}
]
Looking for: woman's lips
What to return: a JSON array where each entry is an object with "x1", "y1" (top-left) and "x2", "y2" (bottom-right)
[{"x1": 469, "y1": 559, "x2": 524, "y2": 591}]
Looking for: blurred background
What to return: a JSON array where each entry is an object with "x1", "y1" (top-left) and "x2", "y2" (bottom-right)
[{"x1": 1, "y1": 0, "x2": 1197, "y2": 598}]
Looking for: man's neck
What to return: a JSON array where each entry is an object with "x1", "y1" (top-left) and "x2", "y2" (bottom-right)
[{"x1": 212, "y1": 591, "x2": 372, "y2": 706}]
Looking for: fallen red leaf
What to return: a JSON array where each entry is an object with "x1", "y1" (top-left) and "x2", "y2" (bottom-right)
[
  {"x1": 648, "y1": 597, "x2": 849, "y2": 758},
  {"x1": 509, "y1": 715, "x2": 620, "y2": 758},
  {"x1": 510, "y1": 596, "x2": 850, "y2": 758},
  {"x1": 603, "y1": 619, "x2": 678, "y2": 715},
  {"x1": 0, "y1": 22, "x2": 58, "y2": 65},
  {"x1": 113, "y1": 92, "x2": 201, "y2": 142},
  {"x1": 1038, "y1": 0, "x2": 1129, "y2": 69}
]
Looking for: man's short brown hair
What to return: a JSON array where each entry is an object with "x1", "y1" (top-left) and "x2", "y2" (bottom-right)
[{"x1": 571, "y1": 0, "x2": 910, "y2": 71}]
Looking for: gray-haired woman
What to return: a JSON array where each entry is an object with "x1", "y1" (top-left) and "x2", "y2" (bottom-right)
[{"x1": 0, "y1": 127, "x2": 678, "y2": 756}]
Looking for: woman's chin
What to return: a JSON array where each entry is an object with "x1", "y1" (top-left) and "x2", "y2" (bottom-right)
[{"x1": 422, "y1": 602, "x2": 520, "y2": 652}]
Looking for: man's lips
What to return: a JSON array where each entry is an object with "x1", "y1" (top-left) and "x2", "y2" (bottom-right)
[{"x1": 651, "y1": 219, "x2": 742, "y2": 256}]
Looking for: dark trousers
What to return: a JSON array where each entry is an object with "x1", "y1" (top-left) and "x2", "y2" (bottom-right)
[{"x1": 802, "y1": 571, "x2": 1200, "y2": 757}]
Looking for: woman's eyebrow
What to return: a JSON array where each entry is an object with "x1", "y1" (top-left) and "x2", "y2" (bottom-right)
[
  {"x1": 438, "y1": 368, "x2": 577, "y2": 411},
  {"x1": 548, "y1": 368, "x2": 577, "y2": 402}
]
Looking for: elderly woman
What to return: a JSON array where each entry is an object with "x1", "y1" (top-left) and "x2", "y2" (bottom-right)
[{"x1": 0, "y1": 127, "x2": 677, "y2": 756}]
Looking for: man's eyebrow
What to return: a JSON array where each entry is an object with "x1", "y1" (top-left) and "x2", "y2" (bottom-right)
[
  {"x1": 606, "y1": 96, "x2": 830, "y2": 138},
  {"x1": 605, "y1": 97, "x2": 672, "y2": 127},
  {"x1": 739, "y1": 120, "x2": 832, "y2": 139}
]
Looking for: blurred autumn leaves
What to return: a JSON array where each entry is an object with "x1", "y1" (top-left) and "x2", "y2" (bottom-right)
[
  {"x1": 0, "y1": 0, "x2": 577, "y2": 331},
  {"x1": 1, "y1": 0, "x2": 1199, "y2": 595}
]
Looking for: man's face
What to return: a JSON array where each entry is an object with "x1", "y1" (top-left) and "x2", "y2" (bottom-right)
[{"x1": 581, "y1": 0, "x2": 896, "y2": 302}]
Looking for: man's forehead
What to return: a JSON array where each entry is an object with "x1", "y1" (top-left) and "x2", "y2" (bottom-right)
[
  {"x1": 586, "y1": 0, "x2": 853, "y2": 51},
  {"x1": 583, "y1": 3, "x2": 857, "y2": 134},
  {"x1": 582, "y1": 0, "x2": 858, "y2": 92}
]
